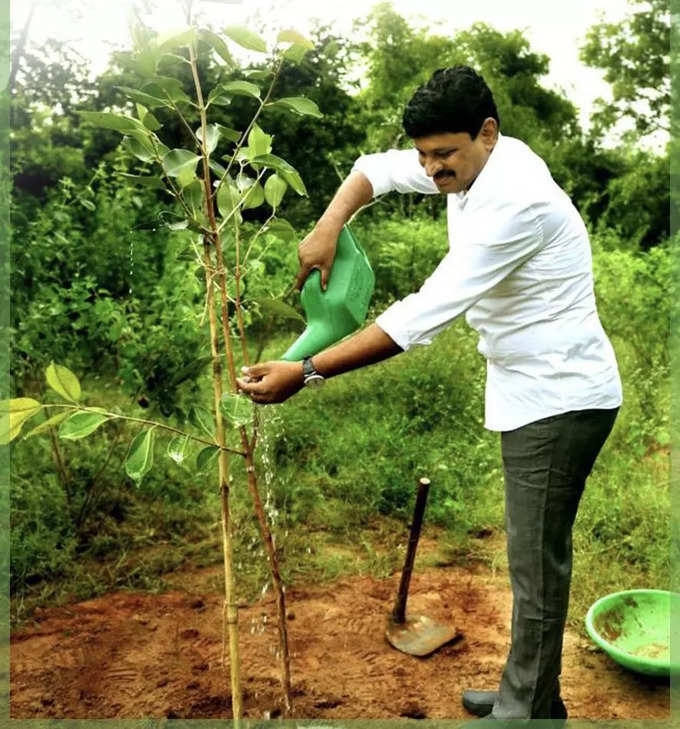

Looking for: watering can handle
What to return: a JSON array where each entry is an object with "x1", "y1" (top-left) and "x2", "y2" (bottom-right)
[{"x1": 392, "y1": 477, "x2": 431, "y2": 624}]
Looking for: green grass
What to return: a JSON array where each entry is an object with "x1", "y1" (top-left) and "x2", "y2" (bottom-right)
[{"x1": 10, "y1": 231, "x2": 670, "y2": 638}]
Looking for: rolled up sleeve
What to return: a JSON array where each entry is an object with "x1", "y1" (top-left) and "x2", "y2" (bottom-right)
[
  {"x1": 351, "y1": 148, "x2": 439, "y2": 197},
  {"x1": 376, "y1": 202, "x2": 545, "y2": 350}
]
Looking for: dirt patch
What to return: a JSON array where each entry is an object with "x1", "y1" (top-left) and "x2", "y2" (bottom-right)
[{"x1": 10, "y1": 565, "x2": 670, "y2": 720}]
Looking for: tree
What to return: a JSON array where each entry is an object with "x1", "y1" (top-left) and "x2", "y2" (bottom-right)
[{"x1": 580, "y1": 0, "x2": 670, "y2": 137}]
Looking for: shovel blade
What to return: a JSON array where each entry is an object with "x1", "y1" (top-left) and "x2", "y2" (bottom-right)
[{"x1": 386, "y1": 614, "x2": 459, "y2": 657}]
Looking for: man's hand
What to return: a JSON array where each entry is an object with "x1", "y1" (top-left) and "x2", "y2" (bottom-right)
[
  {"x1": 236, "y1": 361, "x2": 304, "y2": 404},
  {"x1": 294, "y1": 171, "x2": 374, "y2": 291},
  {"x1": 295, "y1": 227, "x2": 338, "y2": 291}
]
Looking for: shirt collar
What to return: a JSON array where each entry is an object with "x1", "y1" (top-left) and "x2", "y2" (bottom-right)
[{"x1": 453, "y1": 131, "x2": 504, "y2": 210}]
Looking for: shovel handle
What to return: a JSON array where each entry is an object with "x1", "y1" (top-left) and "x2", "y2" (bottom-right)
[{"x1": 392, "y1": 477, "x2": 430, "y2": 624}]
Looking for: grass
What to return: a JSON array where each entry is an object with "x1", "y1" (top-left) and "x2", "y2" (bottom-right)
[{"x1": 10, "y1": 288, "x2": 670, "y2": 639}]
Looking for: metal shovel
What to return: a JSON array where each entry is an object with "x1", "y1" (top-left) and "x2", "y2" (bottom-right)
[{"x1": 385, "y1": 477, "x2": 458, "y2": 656}]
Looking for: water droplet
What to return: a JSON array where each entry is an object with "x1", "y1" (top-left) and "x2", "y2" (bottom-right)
[{"x1": 128, "y1": 231, "x2": 135, "y2": 295}]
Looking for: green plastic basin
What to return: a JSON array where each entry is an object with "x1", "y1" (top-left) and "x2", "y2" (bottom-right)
[{"x1": 585, "y1": 589, "x2": 679, "y2": 676}]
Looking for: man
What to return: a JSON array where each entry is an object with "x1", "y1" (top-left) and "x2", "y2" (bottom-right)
[{"x1": 237, "y1": 66, "x2": 622, "y2": 722}]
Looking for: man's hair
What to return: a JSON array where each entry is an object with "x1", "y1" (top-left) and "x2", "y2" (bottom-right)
[{"x1": 402, "y1": 65, "x2": 500, "y2": 139}]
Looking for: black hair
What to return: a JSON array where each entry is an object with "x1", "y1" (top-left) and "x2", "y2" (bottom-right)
[{"x1": 402, "y1": 65, "x2": 500, "y2": 139}]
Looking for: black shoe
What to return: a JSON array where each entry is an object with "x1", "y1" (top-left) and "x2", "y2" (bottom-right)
[{"x1": 462, "y1": 690, "x2": 568, "y2": 719}]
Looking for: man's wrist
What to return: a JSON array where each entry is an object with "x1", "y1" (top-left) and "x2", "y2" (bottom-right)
[
  {"x1": 302, "y1": 356, "x2": 325, "y2": 387},
  {"x1": 314, "y1": 211, "x2": 346, "y2": 237}
]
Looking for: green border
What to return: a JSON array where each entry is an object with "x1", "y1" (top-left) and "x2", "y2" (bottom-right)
[
  {"x1": 1, "y1": 0, "x2": 10, "y2": 724},
  {"x1": 670, "y1": 0, "x2": 680, "y2": 727},
  {"x1": 0, "y1": 0, "x2": 677, "y2": 727}
]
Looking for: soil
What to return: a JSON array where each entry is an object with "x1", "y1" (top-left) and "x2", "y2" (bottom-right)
[{"x1": 10, "y1": 561, "x2": 671, "y2": 720}]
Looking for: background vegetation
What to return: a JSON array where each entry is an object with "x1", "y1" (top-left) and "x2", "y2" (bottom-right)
[{"x1": 8, "y1": 0, "x2": 670, "y2": 634}]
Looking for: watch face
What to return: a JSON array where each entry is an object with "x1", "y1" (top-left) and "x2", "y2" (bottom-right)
[{"x1": 304, "y1": 374, "x2": 325, "y2": 387}]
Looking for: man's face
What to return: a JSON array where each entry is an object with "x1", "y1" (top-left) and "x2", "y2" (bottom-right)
[{"x1": 413, "y1": 118, "x2": 498, "y2": 194}]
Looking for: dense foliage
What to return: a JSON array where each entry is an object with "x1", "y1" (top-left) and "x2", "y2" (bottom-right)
[{"x1": 8, "y1": 1, "x2": 670, "y2": 632}]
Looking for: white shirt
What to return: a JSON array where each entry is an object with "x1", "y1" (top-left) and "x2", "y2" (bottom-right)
[{"x1": 351, "y1": 134, "x2": 622, "y2": 431}]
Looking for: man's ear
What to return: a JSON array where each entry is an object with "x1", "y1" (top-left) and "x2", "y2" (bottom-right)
[{"x1": 480, "y1": 117, "x2": 498, "y2": 149}]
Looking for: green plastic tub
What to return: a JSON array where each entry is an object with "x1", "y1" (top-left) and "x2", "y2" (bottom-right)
[{"x1": 585, "y1": 589, "x2": 679, "y2": 676}]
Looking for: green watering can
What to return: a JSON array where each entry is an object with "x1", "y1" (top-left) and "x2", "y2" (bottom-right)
[{"x1": 281, "y1": 225, "x2": 375, "y2": 362}]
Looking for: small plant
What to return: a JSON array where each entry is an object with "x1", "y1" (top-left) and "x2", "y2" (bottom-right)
[{"x1": 4, "y1": 0, "x2": 323, "y2": 718}]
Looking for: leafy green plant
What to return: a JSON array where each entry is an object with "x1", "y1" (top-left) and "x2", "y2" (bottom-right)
[{"x1": 6, "y1": 1, "x2": 322, "y2": 717}]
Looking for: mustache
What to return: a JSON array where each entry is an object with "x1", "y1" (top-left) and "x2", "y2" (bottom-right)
[{"x1": 434, "y1": 170, "x2": 455, "y2": 180}]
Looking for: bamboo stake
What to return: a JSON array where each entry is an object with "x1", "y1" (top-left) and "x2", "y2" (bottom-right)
[
  {"x1": 185, "y1": 5, "x2": 242, "y2": 716},
  {"x1": 201, "y1": 240, "x2": 243, "y2": 720},
  {"x1": 187, "y1": 7, "x2": 292, "y2": 715}
]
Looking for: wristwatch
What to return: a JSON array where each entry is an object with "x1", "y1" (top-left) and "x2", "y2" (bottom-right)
[{"x1": 302, "y1": 357, "x2": 325, "y2": 387}]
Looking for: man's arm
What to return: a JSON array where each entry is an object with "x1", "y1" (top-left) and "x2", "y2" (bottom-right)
[
  {"x1": 296, "y1": 148, "x2": 438, "y2": 290},
  {"x1": 236, "y1": 324, "x2": 401, "y2": 404},
  {"x1": 296, "y1": 171, "x2": 374, "y2": 291}
]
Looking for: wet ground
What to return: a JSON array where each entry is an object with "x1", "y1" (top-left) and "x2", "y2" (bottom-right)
[{"x1": 10, "y1": 562, "x2": 671, "y2": 720}]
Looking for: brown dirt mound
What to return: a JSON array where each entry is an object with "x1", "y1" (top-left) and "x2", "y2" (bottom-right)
[{"x1": 10, "y1": 565, "x2": 670, "y2": 720}]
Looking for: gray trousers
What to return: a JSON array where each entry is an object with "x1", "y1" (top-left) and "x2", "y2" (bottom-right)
[{"x1": 493, "y1": 407, "x2": 619, "y2": 720}]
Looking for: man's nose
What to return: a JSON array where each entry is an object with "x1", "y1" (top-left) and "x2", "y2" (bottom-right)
[{"x1": 423, "y1": 158, "x2": 442, "y2": 177}]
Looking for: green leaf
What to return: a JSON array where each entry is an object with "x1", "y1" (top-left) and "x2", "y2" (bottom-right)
[
  {"x1": 220, "y1": 392, "x2": 253, "y2": 428},
  {"x1": 137, "y1": 104, "x2": 162, "y2": 131},
  {"x1": 269, "y1": 96, "x2": 322, "y2": 118},
  {"x1": 116, "y1": 85, "x2": 171, "y2": 109},
  {"x1": 243, "y1": 69, "x2": 272, "y2": 82},
  {"x1": 133, "y1": 46, "x2": 161, "y2": 77},
  {"x1": 277, "y1": 30, "x2": 314, "y2": 49},
  {"x1": 264, "y1": 173, "x2": 287, "y2": 208},
  {"x1": 118, "y1": 173, "x2": 164, "y2": 189},
  {"x1": 78, "y1": 111, "x2": 144, "y2": 134},
  {"x1": 0, "y1": 398, "x2": 42, "y2": 444},
  {"x1": 196, "y1": 123, "x2": 220, "y2": 154},
  {"x1": 656, "y1": 427, "x2": 671, "y2": 446},
  {"x1": 144, "y1": 76, "x2": 192, "y2": 105},
  {"x1": 125, "y1": 427, "x2": 156, "y2": 483},
  {"x1": 209, "y1": 159, "x2": 227, "y2": 178},
  {"x1": 250, "y1": 154, "x2": 307, "y2": 196},
  {"x1": 206, "y1": 84, "x2": 227, "y2": 107},
  {"x1": 216, "y1": 179, "x2": 242, "y2": 219},
  {"x1": 246, "y1": 123, "x2": 272, "y2": 157},
  {"x1": 123, "y1": 135, "x2": 155, "y2": 163},
  {"x1": 24, "y1": 411, "x2": 71, "y2": 438},
  {"x1": 46, "y1": 362, "x2": 81, "y2": 402},
  {"x1": 200, "y1": 29, "x2": 235, "y2": 66},
  {"x1": 244, "y1": 181, "x2": 265, "y2": 209},
  {"x1": 220, "y1": 80, "x2": 261, "y2": 99},
  {"x1": 252, "y1": 297, "x2": 304, "y2": 323},
  {"x1": 151, "y1": 138, "x2": 171, "y2": 159},
  {"x1": 79, "y1": 199, "x2": 96, "y2": 212},
  {"x1": 236, "y1": 174, "x2": 264, "y2": 210},
  {"x1": 208, "y1": 95, "x2": 233, "y2": 108},
  {"x1": 162, "y1": 148, "x2": 200, "y2": 179},
  {"x1": 169, "y1": 355, "x2": 214, "y2": 387},
  {"x1": 129, "y1": 129, "x2": 159, "y2": 156},
  {"x1": 59, "y1": 409, "x2": 110, "y2": 440},
  {"x1": 196, "y1": 445, "x2": 219, "y2": 471},
  {"x1": 283, "y1": 44, "x2": 309, "y2": 64},
  {"x1": 189, "y1": 406, "x2": 215, "y2": 438},
  {"x1": 157, "y1": 26, "x2": 197, "y2": 52},
  {"x1": 224, "y1": 25, "x2": 267, "y2": 53},
  {"x1": 183, "y1": 178, "x2": 204, "y2": 211},
  {"x1": 264, "y1": 218, "x2": 297, "y2": 242},
  {"x1": 167, "y1": 434, "x2": 190, "y2": 464},
  {"x1": 177, "y1": 168, "x2": 197, "y2": 188},
  {"x1": 216, "y1": 124, "x2": 241, "y2": 143}
]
